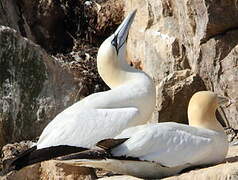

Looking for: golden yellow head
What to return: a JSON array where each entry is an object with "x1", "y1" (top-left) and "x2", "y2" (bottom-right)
[
  {"x1": 96, "y1": 10, "x2": 137, "y2": 88},
  {"x1": 188, "y1": 91, "x2": 229, "y2": 132}
]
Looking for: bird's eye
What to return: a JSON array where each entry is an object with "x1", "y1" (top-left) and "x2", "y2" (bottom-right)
[
  {"x1": 111, "y1": 35, "x2": 117, "y2": 47},
  {"x1": 111, "y1": 35, "x2": 118, "y2": 53}
]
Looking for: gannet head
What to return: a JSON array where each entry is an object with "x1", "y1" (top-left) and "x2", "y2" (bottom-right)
[
  {"x1": 188, "y1": 91, "x2": 229, "y2": 132},
  {"x1": 97, "y1": 10, "x2": 137, "y2": 88}
]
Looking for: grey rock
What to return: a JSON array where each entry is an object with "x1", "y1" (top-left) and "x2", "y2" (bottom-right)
[
  {"x1": 0, "y1": 26, "x2": 79, "y2": 147},
  {"x1": 0, "y1": 0, "x2": 35, "y2": 43}
]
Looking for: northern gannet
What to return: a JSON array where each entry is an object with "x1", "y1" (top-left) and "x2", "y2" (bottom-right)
[
  {"x1": 3, "y1": 10, "x2": 156, "y2": 173},
  {"x1": 59, "y1": 91, "x2": 229, "y2": 179}
]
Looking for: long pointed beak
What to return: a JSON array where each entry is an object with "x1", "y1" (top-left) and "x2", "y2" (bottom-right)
[
  {"x1": 217, "y1": 96, "x2": 235, "y2": 107},
  {"x1": 111, "y1": 10, "x2": 137, "y2": 53}
]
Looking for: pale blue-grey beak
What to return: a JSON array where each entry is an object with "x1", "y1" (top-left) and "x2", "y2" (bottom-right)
[
  {"x1": 111, "y1": 10, "x2": 137, "y2": 53},
  {"x1": 218, "y1": 96, "x2": 237, "y2": 107}
]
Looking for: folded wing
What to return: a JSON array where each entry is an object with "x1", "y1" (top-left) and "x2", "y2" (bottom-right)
[
  {"x1": 37, "y1": 107, "x2": 139, "y2": 149},
  {"x1": 111, "y1": 122, "x2": 216, "y2": 167}
]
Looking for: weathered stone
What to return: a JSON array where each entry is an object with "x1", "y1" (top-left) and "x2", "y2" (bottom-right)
[
  {"x1": 1, "y1": 160, "x2": 96, "y2": 180},
  {"x1": 16, "y1": 0, "x2": 74, "y2": 52},
  {"x1": 196, "y1": 35, "x2": 238, "y2": 128},
  {"x1": 0, "y1": 0, "x2": 125, "y2": 53},
  {"x1": 1, "y1": 159, "x2": 96, "y2": 180},
  {"x1": 124, "y1": 0, "x2": 238, "y2": 128},
  {"x1": 0, "y1": 0, "x2": 41, "y2": 47},
  {"x1": 1, "y1": 164, "x2": 41, "y2": 180},
  {"x1": 40, "y1": 160, "x2": 96, "y2": 180},
  {"x1": 0, "y1": 0, "x2": 21, "y2": 33},
  {"x1": 83, "y1": 0, "x2": 124, "y2": 44},
  {"x1": 156, "y1": 69, "x2": 206, "y2": 124},
  {"x1": 99, "y1": 175, "x2": 142, "y2": 180},
  {"x1": 0, "y1": 1, "x2": 114, "y2": 147},
  {"x1": 1, "y1": 141, "x2": 34, "y2": 161},
  {"x1": 0, "y1": 26, "x2": 80, "y2": 147}
]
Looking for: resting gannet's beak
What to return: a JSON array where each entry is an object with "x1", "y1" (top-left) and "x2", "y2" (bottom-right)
[
  {"x1": 217, "y1": 96, "x2": 236, "y2": 107},
  {"x1": 111, "y1": 10, "x2": 137, "y2": 53},
  {"x1": 217, "y1": 96, "x2": 230, "y2": 105}
]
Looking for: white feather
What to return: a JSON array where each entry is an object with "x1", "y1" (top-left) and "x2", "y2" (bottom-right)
[
  {"x1": 36, "y1": 10, "x2": 156, "y2": 150},
  {"x1": 63, "y1": 122, "x2": 227, "y2": 178},
  {"x1": 112, "y1": 122, "x2": 228, "y2": 167}
]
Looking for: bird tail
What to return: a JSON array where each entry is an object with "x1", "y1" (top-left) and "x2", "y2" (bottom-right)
[
  {"x1": 57, "y1": 149, "x2": 112, "y2": 169},
  {"x1": 59, "y1": 149, "x2": 111, "y2": 161},
  {"x1": 2, "y1": 145, "x2": 88, "y2": 175},
  {"x1": 58, "y1": 138, "x2": 137, "y2": 162}
]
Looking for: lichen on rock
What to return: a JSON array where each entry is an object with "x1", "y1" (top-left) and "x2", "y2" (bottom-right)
[{"x1": 0, "y1": 26, "x2": 47, "y2": 145}]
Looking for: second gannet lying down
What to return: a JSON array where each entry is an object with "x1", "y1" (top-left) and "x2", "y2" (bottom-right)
[
  {"x1": 59, "y1": 91, "x2": 229, "y2": 179},
  {"x1": 3, "y1": 10, "x2": 156, "y2": 173}
]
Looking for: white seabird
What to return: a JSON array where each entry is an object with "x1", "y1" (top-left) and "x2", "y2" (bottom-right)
[
  {"x1": 59, "y1": 91, "x2": 229, "y2": 179},
  {"x1": 3, "y1": 10, "x2": 156, "y2": 173}
]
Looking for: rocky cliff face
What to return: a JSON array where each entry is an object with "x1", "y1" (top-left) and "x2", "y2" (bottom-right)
[
  {"x1": 0, "y1": 0, "x2": 238, "y2": 179},
  {"x1": 0, "y1": 0, "x2": 124, "y2": 53},
  {"x1": 0, "y1": 0, "x2": 116, "y2": 147},
  {"x1": 124, "y1": 0, "x2": 238, "y2": 128},
  {"x1": 0, "y1": 26, "x2": 82, "y2": 146}
]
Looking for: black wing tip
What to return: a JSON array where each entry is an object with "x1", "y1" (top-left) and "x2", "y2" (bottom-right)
[
  {"x1": 58, "y1": 149, "x2": 111, "y2": 161},
  {"x1": 96, "y1": 138, "x2": 129, "y2": 150},
  {"x1": 1, "y1": 145, "x2": 37, "y2": 175},
  {"x1": 1, "y1": 145, "x2": 88, "y2": 174},
  {"x1": 1, "y1": 156, "x2": 22, "y2": 176}
]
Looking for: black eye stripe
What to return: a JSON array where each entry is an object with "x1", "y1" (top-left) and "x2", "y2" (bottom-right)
[
  {"x1": 111, "y1": 34, "x2": 118, "y2": 54},
  {"x1": 118, "y1": 35, "x2": 128, "y2": 51},
  {"x1": 111, "y1": 33, "x2": 128, "y2": 54},
  {"x1": 117, "y1": 40, "x2": 125, "y2": 53}
]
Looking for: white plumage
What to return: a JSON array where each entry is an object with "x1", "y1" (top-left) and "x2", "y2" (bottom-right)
[
  {"x1": 1, "y1": 10, "x2": 157, "y2": 174},
  {"x1": 61, "y1": 91, "x2": 229, "y2": 179},
  {"x1": 112, "y1": 122, "x2": 228, "y2": 167},
  {"x1": 37, "y1": 10, "x2": 156, "y2": 149}
]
